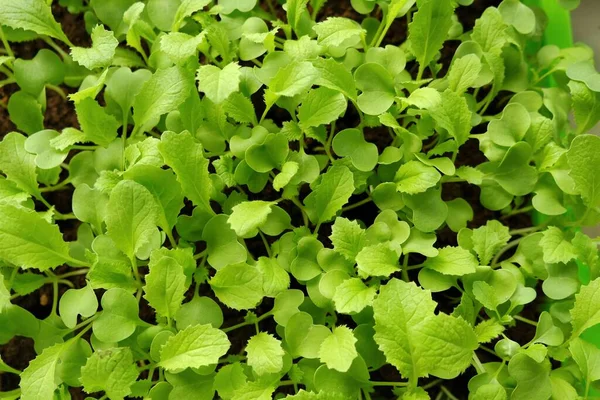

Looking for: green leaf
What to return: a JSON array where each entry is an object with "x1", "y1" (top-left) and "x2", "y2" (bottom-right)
[
  {"x1": 394, "y1": 161, "x2": 441, "y2": 194},
  {"x1": 273, "y1": 161, "x2": 299, "y2": 191},
  {"x1": 210, "y1": 263, "x2": 264, "y2": 310},
  {"x1": 0, "y1": 0, "x2": 70, "y2": 43},
  {"x1": 80, "y1": 347, "x2": 139, "y2": 400},
  {"x1": 299, "y1": 87, "x2": 347, "y2": 129},
  {"x1": 498, "y1": 0, "x2": 535, "y2": 34},
  {"x1": 567, "y1": 134, "x2": 600, "y2": 208},
  {"x1": 539, "y1": 226, "x2": 577, "y2": 264},
  {"x1": 93, "y1": 288, "x2": 140, "y2": 342},
  {"x1": 486, "y1": 142, "x2": 538, "y2": 196},
  {"x1": 269, "y1": 61, "x2": 319, "y2": 97},
  {"x1": 0, "y1": 132, "x2": 40, "y2": 197},
  {"x1": 228, "y1": 200, "x2": 274, "y2": 237},
  {"x1": 197, "y1": 62, "x2": 241, "y2": 104},
  {"x1": 570, "y1": 277, "x2": 600, "y2": 338},
  {"x1": 304, "y1": 165, "x2": 354, "y2": 225},
  {"x1": 332, "y1": 128, "x2": 379, "y2": 172},
  {"x1": 106, "y1": 180, "x2": 159, "y2": 261},
  {"x1": 172, "y1": 0, "x2": 211, "y2": 31},
  {"x1": 160, "y1": 32, "x2": 205, "y2": 64},
  {"x1": 474, "y1": 319, "x2": 505, "y2": 343},
  {"x1": 0, "y1": 204, "x2": 71, "y2": 270},
  {"x1": 417, "y1": 313, "x2": 478, "y2": 379},
  {"x1": 319, "y1": 326, "x2": 358, "y2": 372},
  {"x1": 7, "y1": 91, "x2": 44, "y2": 135},
  {"x1": 313, "y1": 17, "x2": 365, "y2": 48},
  {"x1": 354, "y1": 63, "x2": 395, "y2": 115},
  {"x1": 471, "y1": 220, "x2": 510, "y2": 265},
  {"x1": 246, "y1": 332, "x2": 285, "y2": 375},
  {"x1": 424, "y1": 246, "x2": 478, "y2": 276},
  {"x1": 159, "y1": 324, "x2": 230, "y2": 371},
  {"x1": 24, "y1": 130, "x2": 69, "y2": 169},
  {"x1": 568, "y1": 81, "x2": 600, "y2": 135},
  {"x1": 143, "y1": 256, "x2": 187, "y2": 321},
  {"x1": 124, "y1": 164, "x2": 184, "y2": 233},
  {"x1": 508, "y1": 353, "x2": 552, "y2": 400},
  {"x1": 224, "y1": 92, "x2": 257, "y2": 125},
  {"x1": 202, "y1": 215, "x2": 247, "y2": 269},
  {"x1": 14, "y1": 49, "x2": 64, "y2": 96},
  {"x1": 333, "y1": 278, "x2": 377, "y2": 314},
  {"x1": 472, "y1": 7, "x2": 510, "y2": 53},
  {"x1": 287, "y1": 0, "x2": 309, "y2": 33},
  {"x1": 20, "y1": 342, "x2": 64, "y2": 400},
  {"x1": 431, "y1": 90, "x2": 472, "y2": 147},
  {"x1": 569, "y1": 337, "x2": 600, "y2": 384},
  {"x1": 58, "y1": 284, "x2": 98, "y2": 329},
  {"x1": 75, "y1": 97, "x2": 121, "y2": 147},
  {"x1": 408, "y1": 0, "x2": 455, "y2": 76},
  {"x1": 330, "y1": 217, "x2": 366, "y2": 261},
  {"x1": 159, "y1": 131, "x2": 214, "y2": 214},
  {"x1": 133, "y1": 66, "x2": 193, "y2": 133},
  {"x1": 176, "y1": 296, "x2": 223, "y2": 330},
  {"x1": 246, "y1": 133, "x2": 289, "y2": 173},
  {"x1": 356, "y1": 243, "x2": 400, "y2": 277},
  {"x1": 403, "y1": 188, "x2": 448, "y2": 232},
  {"x1": 71, "y1": 24, "x2": 118, "y2": 70},
  {"x1": 256, "y1": 257, "x2": 290, "y2": 297},
  {"x1": 312, "y1": 57, "x2": 357, "y2": 102},
  {"x1": 488, "y1": 103, "x2": 531, "y2": 147},
  {"x1": 373, "y1": 279, "x2": 436, "y2": 379},
  {"x1": 448, "y1": 54, "x2": 482, "y2": 94}
]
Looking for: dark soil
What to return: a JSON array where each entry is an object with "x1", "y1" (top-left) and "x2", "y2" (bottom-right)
[{"x1": 0, "y1": 1, "x2": 534, "y2": 400}]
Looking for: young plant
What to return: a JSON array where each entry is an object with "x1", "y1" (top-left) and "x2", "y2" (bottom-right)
[{"x1": 0, "y1": 0, "x2": 599, "y2": 399}]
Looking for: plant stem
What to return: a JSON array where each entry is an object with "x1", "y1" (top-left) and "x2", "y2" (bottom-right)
[
  {"x1": 46, "y1": 84, "x2": 67, "y2": 100},
  {"x1": 222, "y1": 312, "x2": 273, "y2": 333},
  {"x1": 369, "y1": 381, "x2": 409, "y2": 387},
  {"x1": 42, "y1": 36, "x2": 70, "y2": 59},
  {"x1": 290, "y1": 197, "x2": 309, "y2": 227},
  {"x1": 440, "y1": 386, "x2": 460, "y2": 400},
  {"x1": 502, "y1": 205, "x2": 534, "y2": 219},
  {"x1": 130, "y1": 257, "x2": 143, "y2": 301},
  {"x1": 194, "y1": 249, "x2": 208, "y2": 260},
  {"x1": 0, "y1": 27, "x2": 14, "y2": 61},
  {"x1": 514, "y1": 315, "x2": 537, "y2": 326},
  {"x1": 509, "y1": 225, "x2": 545, "y2": 236},
  {"x1": 259, "y1": 231, "x2": 272, "y2": 257},
  {"x1": 401, "y1": 256, "x2": 409, "y2": 282},
  {"x1": 40, "y1": 177, "x2": 72, "y2": 192},
  {"x1": 341, "y1": 197, "x2": 372, "y2": 213},
  {"x1": 51, "y1": 279, "x2": 59, "y2": 316},
  {"x1": 166, "y1": 229, "x2": 178, "y2": 248},
  {"x1": 491, "y1": 238, "x2": 522, "y2": 267},
  {"x1": 471, "y1": 353, "x2": 485, "y2": 374}
]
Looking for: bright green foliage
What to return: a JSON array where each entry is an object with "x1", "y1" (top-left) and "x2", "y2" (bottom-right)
[
  {"x1": 71, "y1": 25, "x2": 118, "y2": 70},
  {"x1": 1, "y1": 1, "x2": 600, "y2": 399},
  {"x1": 246, "y1": 332, "x2": 285, "y2": 375},
  {"x1": 159, "y1": 324, "x2": 230, "y2": 371},
  {"x1": 80, "y1": 347, "x2": 139, "y2": 399},
  {"x1": 318, "y1": 326, "x2": 358, "y2": 372}
]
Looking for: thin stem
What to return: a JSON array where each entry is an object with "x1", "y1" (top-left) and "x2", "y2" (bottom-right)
[
  {"x1": 166, "y1": 229, "x2": 178, "y2": 248},
  {"x1": 440, "y1": 386, "x2": 460, "y2": 400},
  {"x1": 422, "y1": 379, "x2": 443, "y2": 390},
  {"x1": 509, "y1": 225, "x2": 545, "y2": 236},
  {"x1": 130, "y1": 257, "x2": 143, "y2": 301},
  {"x1": 122, "y1": 114, "x2": 128, "y2": 170},
  {"x1": 51, "y1": 279, "x2": 59, "y2": 316},
  {"x1": 290, "y1": 197, "x2": 309, "y2": 227},
  {"x1": 258, "y1": 231, "x2": 272, "y2": 257},
  {"x1": 341, "y1": 197, "x2": 372, "y2": 213},
  {"x1": 265, "y1": 0, "x2": 277, "y2": 16},
  {"x1": 46, "y1": 84, "x2": 67, "y2": 100},
  {"x1": 222, "y1": 312, "x2": 273, "y2": 333},
  {"x1": 501, "y1": 205, "x2": 534, "y2": 220},
  {"x1": 40, "y1": 177, "x2": 72, "y2": 192},
  {"x1": 65, "y1": 314, "x2": 99, "y2": 335},
  {"x1": 42, "y1": 37, "x2": 70, "y2": 59},
  {"x1": 37, "y1": 194, "x2": 53, "y2": 209},
  {"x1": 194, "y1": 249, "x2": 208, "y2": 260},
  {"x1": 54, "y1": 212, "x2": 77, "y2": 220},
  {"x1": 514, "y1": 315, "x2": 537, "y2": 326},
  {"x1": 324, "y1": 121, "x2": 336, "y2": 163},
  {"x1": 401, "y1": 255, "x2": 409, "y2": 282},
  {"x1": 56, "y1": 269, "x2": 90, "y2": 280},
  {"x1": 369, "y1": 381, "x2": 409, "y2": 387},
  {"x1": 0, "y1": 26, "x2": 14, "y2": 62},
  {"x1": 471, "y1": 353, "x2": 486, "y2": 374},
  {"x1": 491, "y1": 238, "x2": 522, "y2": 267}
]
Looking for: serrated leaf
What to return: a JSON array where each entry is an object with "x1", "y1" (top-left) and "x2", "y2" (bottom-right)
[
  {"x1": 106, "y1": 180, "x2": 159, "y2": 261},
  {"x1": 246, "y1": 332, "x2": 285, "y2": 375},
  {"x1": 228, "y1": 200, "x2": 274, "y2": 237},
  {"x1": 0, "y1": 0, "x2": 70, "y2": 43},
  {"x1": 75, "y1": 97, "x2": 120, "y2": 147},
  {"x1": 159, "y1": 324, "x2": 230, "y2": 371},
  {"x1": 567, "y1": 134, "x2": 600, "y2": 208},
  {"x1": 304, "y1": 165, "x2": 354, "y2": 225},
  {"x1": 20, "y1": 342, "x2": 64, "y2": 400},
  {"x1": 71, "y1": 25, "x2": 118, "y2": 70},
  {"x1": 356, "y1": 243, "x2": 400, "y2": 277},
  {"x1": 570, "y1": 277, "x2": 600, "y2": 338},
  {"x1": 394, "y1": 161, "x2": 441, "y2": 194},
  {"x1": 313, "y1": 17, "x2": 365, "y2": 48},
  {"x1": 197, "y1": 62, "x2": 241, "y2": 104},
  {"x1": 0, "y1": 204, "x2": 71, "y2": 270},
  {"x1": 319, "y1": 326, "x2": 358, "y2": 372},
  {"x1": 0, "y1": 132, "x2": 40, "y2": 198},
  {"x1": 209, "y1": 263, "x2": 264, "y2": 310},
  {"x1": 423, "y1": 246, "x2": 478, "y2": 275},
  {"x1": 159, "y1": 131, "x2": 214, "y2": 214},
  {"x1": 298, "y1": 87, "x2": 347, "y2": 129},
  {"x1": 474, "y1": 319, "x2": 505, "y2": 343},
  {"x1": 471, "y1": 220, "x2": 510, "y2": 265},
  {"x1": 539, "y1": 226, "x2": 577, "y2": 264},
  {"x1": 332, "y1": 278, "x2": 377, "y2": 314},
  {"x1": 143, "y1": 256, "x2": 187, "y2": 321},
  {"x1": 80, "y1": 347, "x2": 139, "y2": 400},
  {"x1": 330, "y1": 217, "x2": 366, "y2": 261}
]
